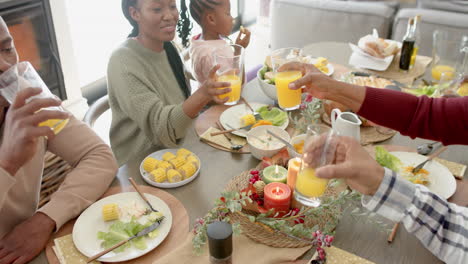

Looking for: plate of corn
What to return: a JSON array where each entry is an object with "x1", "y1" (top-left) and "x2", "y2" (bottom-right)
[
  {"x1": 73, "y1": 192, "x2": 172, "y2": 262},
  {"x1": 140, "y1": 148, "x2": 201, "y2": 188}
]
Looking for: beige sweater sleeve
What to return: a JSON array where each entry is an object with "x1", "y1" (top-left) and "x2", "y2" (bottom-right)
[
  {"x1": 0, "y1": 167, "x2": 16, "y2": 210},
  {"x1": 107, "y1": 54, "x2": 193, "y2": 148},
  {"x1": 38, "y1": 117, "x2": 118, "y2": 230}
]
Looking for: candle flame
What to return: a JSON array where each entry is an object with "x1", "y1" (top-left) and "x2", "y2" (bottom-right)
[
  {"x1": 275, "y1": 165, "x2": 279, "y2": 174},
  {"x1": 275, "y1": 187, "x2": 280, "y2": 193}
]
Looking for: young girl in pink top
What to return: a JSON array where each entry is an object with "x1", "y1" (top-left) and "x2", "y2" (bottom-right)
[{"x1": 178, "y1": 0, "x2": 251, "y2": 84}]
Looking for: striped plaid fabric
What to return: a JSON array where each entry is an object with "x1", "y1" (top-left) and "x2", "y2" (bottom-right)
[{"x1": 362, "y1": 168, "x2": 468, "y2": 264}]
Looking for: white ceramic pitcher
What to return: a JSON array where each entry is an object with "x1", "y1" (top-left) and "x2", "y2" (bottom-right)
[{"x1": 331, "y1": 109, "x2": 362, "y2": 141}]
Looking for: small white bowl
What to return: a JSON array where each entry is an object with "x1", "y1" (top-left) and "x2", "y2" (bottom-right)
[
  {"x1": 247, "y1": 125, "x2": 290, "y2": 160},
  {"x1": 288, "y1": 134, "x2": 306, "y2": 158},
  {"x1": 257, "y1": 69, "x2": 277, "y2": 101}
]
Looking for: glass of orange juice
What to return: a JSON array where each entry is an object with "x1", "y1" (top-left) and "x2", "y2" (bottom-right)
[
  {"x1": 271, "y1": 48, "x2": 303, "y2": 111},
  {"x1": 0, "y1": 61, "x2": 69, "y2": 134},
  {"x1": 214, "y1": 44, "x2": 244, "y2": 106},
  {"x1": 295, "y1": 124, "x2": 338, "y2": 207},
  {"x1": 431, "y1": 31, "x2": 468, "y2": 82}
]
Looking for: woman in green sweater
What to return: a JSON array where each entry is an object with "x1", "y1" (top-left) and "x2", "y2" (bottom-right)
[{"x1": 108, "y1": 0, "x2": 231, "y2": 165}]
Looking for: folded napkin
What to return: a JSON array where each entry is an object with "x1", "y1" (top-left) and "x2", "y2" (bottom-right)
[
  {"x1": 200, "y1": 127, "x2": 246, "y2": 151},
  {"x1": 52, "y1": 234, "x2": 100, "y2": 264},
  {"x1": 156, "y1": 233, "x2": 311, "y2": 264},
  {"x1": 434, "y1": 158, "x2": 467, "y2": 180},
  {"x1": 311, "y1": 246, "x2": 375, "y2": 264}
]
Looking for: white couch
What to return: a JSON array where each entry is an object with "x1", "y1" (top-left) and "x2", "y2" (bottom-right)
[{"x1": 270, "y1": 0, "x2": 396, "y2": 50}]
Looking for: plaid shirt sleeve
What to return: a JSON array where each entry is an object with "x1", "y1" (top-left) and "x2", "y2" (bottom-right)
[{"x1": 362, "y1": 168, "x2": 468, "y2": 264}]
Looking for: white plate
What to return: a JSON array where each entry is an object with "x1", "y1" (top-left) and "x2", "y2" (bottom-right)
[
  {"x1": 348, "y1": 42, "x2": 399, "y2": 71},
  {"x1": 219, "y1": 103, "x2": 289, "y2": 137},
  {"x1": 308, "y1": 58, "x2": 334, "y2": 76},
  {"x1": 73, "y1": 192, "x2": 172, "y2": 262},
  {"x1": 390, "y1": 152, "x2": 457, "y2": 199},
  {"x1": 140, "y1": 149, "x2": 201, "y2": 188}
]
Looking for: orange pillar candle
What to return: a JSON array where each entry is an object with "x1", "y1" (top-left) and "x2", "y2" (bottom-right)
[
  {"x1": 264, "y1": 182, "x2": 292, "y2": 213},
  {"x1": 287, "y1": 158, "x2": 302, "y2": 190}
]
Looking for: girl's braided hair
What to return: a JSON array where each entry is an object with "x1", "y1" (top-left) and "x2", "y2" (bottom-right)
[{"x1": 178, "y1": 0, "x2": 220, "y2": 47}]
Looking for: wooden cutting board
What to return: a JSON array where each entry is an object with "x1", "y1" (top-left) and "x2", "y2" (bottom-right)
[{"x1": 45, "y1": 185, "x2": 189, "y2": 264}]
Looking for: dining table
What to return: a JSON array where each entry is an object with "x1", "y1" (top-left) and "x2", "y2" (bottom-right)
[{"x1": 32, "y1": 42, "x2": 468, "y2": 264}]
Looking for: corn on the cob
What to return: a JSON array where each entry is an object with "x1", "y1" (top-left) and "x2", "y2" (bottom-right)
[
  {"x1": 151, "y1": 168, "x2": 167, "y2": 183},
  {"x1": 143, "y1": 157, "x2": 160, "y2": 173},
  {"x1": 102, "y1": 203, "x2": 120, "y2": 221},
  {"x1": 178, "y1": 163, "x2": 197, "y2": 180},
  {"x1": 162, "y1": 152, "x2": 176, "y2": 161},
  {"x1": 158, "y1": 161, "x2": 174, "y2": 171},
  {"x1": 241, "y1": 114, "x2": 256, "y2": 127},
  {"x1": 176, "y1": 148, "x2": 192, "y2": 158},
  {"x1": 167, "y1": 169, "x2": 183, "y2": 183},
  {"x1": 169, "y1": 157, "x2": 185, "y2": 169},
  {"x1": 186, "y1": 155, "x2": 199, "y2": 169}
]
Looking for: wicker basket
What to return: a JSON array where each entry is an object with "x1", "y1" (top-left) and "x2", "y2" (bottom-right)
[
  {"x1": 224, "y1": 165, "x2": 345, "y2": 248},
  {"x1": 39, "y1": 152, "x2": 72, "y2": 207}
]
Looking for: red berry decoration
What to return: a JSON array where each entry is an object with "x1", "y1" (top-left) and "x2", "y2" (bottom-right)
[{"x1": 220, "y1": 197, "x2": 226, "y2": 203}]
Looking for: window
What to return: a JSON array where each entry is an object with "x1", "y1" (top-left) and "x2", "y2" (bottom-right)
[{"x1": 67, "y1": 0, "x2": 131, "y2": 87}]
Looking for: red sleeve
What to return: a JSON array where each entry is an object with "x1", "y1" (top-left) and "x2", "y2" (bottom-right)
[{"x1": 357, "y1": 87, "x2": 468, "y2": 145}]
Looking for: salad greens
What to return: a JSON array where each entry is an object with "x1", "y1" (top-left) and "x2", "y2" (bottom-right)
[
  {"x1": 405, "y1": 82, "x2": 451, "y2": 97},
  {"x1": 97, "y1": 212, "x2": 163, "y2": 253},
  {"x1": 257, "y1": 106, "x2": 287, "y2": 126},
  {"x1": 375, "y1": 146, "x2": 402, "y2": 172}
]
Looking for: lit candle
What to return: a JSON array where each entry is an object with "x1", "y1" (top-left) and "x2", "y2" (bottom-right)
[
  {"x1": 262, "y1": 165, "x2": 288, "y2": 184},
  {"x1": 264, "y1": 182, "x2": 292, "y2": 213},
  {"x1": 287, "y1": 158, "x2": 302, "y2": 190}
]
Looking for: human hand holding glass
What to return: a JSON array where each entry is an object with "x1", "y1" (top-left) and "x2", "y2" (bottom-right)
[
  {"x1": 271, "y1": 48, "x2": 303, "y2": 111},
  {"x1": 294, "y1": 124, "x2": 339, "y2": 207},
  {"x1": 0, "y1": 61, "x2": 69, "y2": 134},
  {"x1": 214, "y1": 44, "x2": 244, "y2": 105}
]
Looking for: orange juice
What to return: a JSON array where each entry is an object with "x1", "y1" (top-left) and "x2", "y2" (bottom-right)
[
  {"x1": 39, "y1": 118, "x2": 69, "y2": 135},
  {"x1": 217, "y1": 75, "x2": 242, "y2": 105},
  {"x1": 295, "y1": 168, "x2": 328, "y2": 198},
  {"x1": 275, "y1": 71, "x2": 302, "y2": 110},
  {"x1": 431, "y1": 65, "x2": 455, "y2": 81}
]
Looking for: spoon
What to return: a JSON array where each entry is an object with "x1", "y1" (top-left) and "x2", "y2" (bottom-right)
[
  {"x1": 417, "y1": 141, "x2": 441, "y2": 155},
  {"x1": 215, "y1": 122, "x2": 243, "y2": 151}
]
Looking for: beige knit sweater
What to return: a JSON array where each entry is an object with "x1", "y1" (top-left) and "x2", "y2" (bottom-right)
[
  {"x1": 0, "y1": 116, "x2": 118, "y2": 238},
  {"x1": 107, "y1": 39, "x2": 193, "y2": 166}
]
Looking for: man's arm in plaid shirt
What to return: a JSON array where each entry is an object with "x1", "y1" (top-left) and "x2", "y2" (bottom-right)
[{"x1": 363, "y1": 168, "x2": 468, "y2": 263}]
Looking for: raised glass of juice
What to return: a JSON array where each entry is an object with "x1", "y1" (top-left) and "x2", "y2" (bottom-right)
[
  {"x1": 214, "y1": 44, "x2": 244, "y2": 106},
  {"x1": 295, "y1": 124, "x2": 338, "y2": 207},
  {"x1": 0, "y1": 61, "x2": 69, "y2": 135},
  {"x1": 271, "y1": 48, "x2": 303, "y2": 111}
]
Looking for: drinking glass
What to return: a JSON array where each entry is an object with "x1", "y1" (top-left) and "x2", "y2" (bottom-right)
[
  {"x1": 271, "y1": 48, "x2": 303, "y2": 111},
  {"x1": 431, "y1": 30, "x2": 468, "y2": 82},
  {"x1": 214, "y1": 44, "x2": 244, "y2": 106},
  {"x1": 294, "y1": 124, "x2": 338, "y2": 207},
  {"x1": 0, "y1": 61, "x2": 69, "y2": 134}
]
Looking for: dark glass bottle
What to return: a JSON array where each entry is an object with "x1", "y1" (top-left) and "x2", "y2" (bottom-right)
[{"x1": 399, "y1": 18, "x2": 415, "y2": 71}]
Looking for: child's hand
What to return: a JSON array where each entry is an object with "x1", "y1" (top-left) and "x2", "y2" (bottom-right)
[{"x1": 235, "y1": 26, "x2": 251, "y2": 49}]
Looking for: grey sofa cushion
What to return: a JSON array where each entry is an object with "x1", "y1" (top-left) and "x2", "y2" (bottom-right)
[
  {"x1": 418, "y1": 0, "x2": 468, "y2": 14},
  {"x1": 270, "y1": 0, "x2": 396, "y2": 50},
  {"x1": 392, "y1": 8, "x2": 468, "y2": 56}
]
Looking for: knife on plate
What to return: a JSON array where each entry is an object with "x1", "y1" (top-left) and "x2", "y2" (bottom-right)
[{"x1": 87, "y1": 220, "x2": 162, "y2": 263}]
